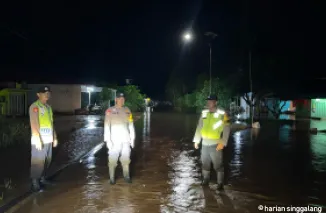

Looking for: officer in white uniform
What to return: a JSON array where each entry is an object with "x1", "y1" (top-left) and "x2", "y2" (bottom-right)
[{"x1": 104, "y1": 92, "x2": 135, "y2": 184}]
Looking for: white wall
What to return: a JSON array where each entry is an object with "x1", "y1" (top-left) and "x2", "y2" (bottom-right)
[{"x1": 27, "y1": 84, "x2": 81, "y2": 113}]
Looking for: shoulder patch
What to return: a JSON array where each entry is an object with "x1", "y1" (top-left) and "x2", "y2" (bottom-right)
[
  {"x1": 106, "y1": 109, "x2": 111, "y2": 115},
  {"x1": 128, "y1": 113, "x2": 133, "y2": 122},
  {"x1": 33, "y1": 107, "x2": 38, "y2": 113}
]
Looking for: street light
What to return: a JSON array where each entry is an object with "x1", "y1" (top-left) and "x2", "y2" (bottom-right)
[
  {"x1": 204, "y1": 32, "x2": 218, "y2": 95},
  {"x1": 87, "y1": 86, "x2": 94, "y2": 106},
  {"x1": 182, "y1": 31, "x2": 193, "y2": 42},
  {"x1": 182, "y1": 30, "x2": 218, "y2": 95}
]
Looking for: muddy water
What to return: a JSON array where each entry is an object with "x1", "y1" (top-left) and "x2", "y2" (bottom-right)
[{"x1": 13, "y1": 113, "x2": 326, "y2": 212}]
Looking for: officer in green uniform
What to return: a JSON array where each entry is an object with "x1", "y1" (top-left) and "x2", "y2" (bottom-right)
[
  {"x1": 29, "y1": 86, "x2": 58, "y2": 192},
  {"x1": 193, "y1": 94, "x2": 231, "y2": 191}
]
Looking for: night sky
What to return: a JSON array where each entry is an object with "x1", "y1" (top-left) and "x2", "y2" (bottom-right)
[{"x1": 1, "y1": 1, "x2": 324, "y2": 99}]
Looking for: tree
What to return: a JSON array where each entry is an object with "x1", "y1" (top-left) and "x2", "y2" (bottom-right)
[
  {"x1": 118, "y1": 85, "x2": 145, "y2": 112},
  {"x1": 195, "y1": 78, "x2": 233, "y2": 110},
  {"x1": 242, "y1": 91, "x2": 273, "y2": 121},
  {"x1": 165, "y1": 77, "x2": 187, "y2": 105},
  {"x1": 99, "y1": 87, "x2": 114, "y2": 111},
  {"x1": 262, "y1": 99, "x2": 287, "y2": 119}
]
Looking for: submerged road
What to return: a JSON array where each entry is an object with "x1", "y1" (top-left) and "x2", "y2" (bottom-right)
[{"x1": 11, "y1": 113, "x2": 326, "y2": 212}]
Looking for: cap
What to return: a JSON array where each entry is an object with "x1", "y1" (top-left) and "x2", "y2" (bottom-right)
[
  {"x1": 37, "y1": 86, "x2": 51, "y2": 93},
  {"x1": 116, "y1": 91, "x2": 125, "y2": 98},
  {"x1": 206, "y1": 94, "x2": 217, "y2": 101}
]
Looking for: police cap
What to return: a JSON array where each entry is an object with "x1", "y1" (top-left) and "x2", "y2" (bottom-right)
[
  {"x1": 116, "y1": 91, "x2": 125, "y2": 98},
  {"x1": 206, "y1": 94, "x2": 217, "y2": 101},
  {"x1": 37, "y1": 86, "x2": 51, "y2": 93}
]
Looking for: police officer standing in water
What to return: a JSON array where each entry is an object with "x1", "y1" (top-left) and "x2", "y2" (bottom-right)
[
  {"x1": 29, "y1": 86, "x2": 58, "y2": 192},
  {"x1": 104, "y1": 92, "x2": 135, "y2": 184},
  {"x1": 193, "y1": 94, "x2": 231, "y2": 191}
]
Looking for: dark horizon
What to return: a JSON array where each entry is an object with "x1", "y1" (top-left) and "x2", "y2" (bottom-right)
[{"x1": 1, "y1": 0, "x2": 324, "y2": 99}]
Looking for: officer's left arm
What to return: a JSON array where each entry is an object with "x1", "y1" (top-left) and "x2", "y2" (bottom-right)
[
  {"x1": 51, "y1": 107, "x2": 58, "y2": 144},
  {"x1": 126, "y1": 108, "x2": 135, "y2": 145},
  {"x1": 53, "y1": 129, "x2": 57, "y2": 141},
  {"x1": 222, "y1": 112, "x2": 231, "y2": 147}
]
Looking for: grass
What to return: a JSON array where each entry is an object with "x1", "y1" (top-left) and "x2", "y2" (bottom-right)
[{"x1": 0, "y1": 117, "x2": 30, "y2": 148}]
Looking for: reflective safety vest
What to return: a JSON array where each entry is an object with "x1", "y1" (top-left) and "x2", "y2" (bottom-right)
[
  {"x1": 200, "y1": 109, "x2": 226, "y2": 140},
  {"x1": 35, "y1": 100, "x2": 54, "y2": 143}
]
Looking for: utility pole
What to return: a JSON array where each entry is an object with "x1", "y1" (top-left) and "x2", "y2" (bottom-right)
[
  {"x1": 249, "y1": 50, "x2": 254, "y2": 125},
  {"x1": 209, "y1": 43, "x2": 212, "y2": 94},
  {"x1": 205, "y1": 32, "x2": 218, "y2": 95}
]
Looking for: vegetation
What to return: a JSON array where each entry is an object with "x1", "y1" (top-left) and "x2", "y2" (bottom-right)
[
  {"x1": 0, "y1": 117, "x2": 29, "y2": 148},
  {"x1": 100, "y1": 84, "x2": 146, "y2": 112},
  {"x1": 167, "y1": 75, "x2": 235, "y2": 112}
]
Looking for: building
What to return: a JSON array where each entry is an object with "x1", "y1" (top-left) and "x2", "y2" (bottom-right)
[
  {"x1": 27, "y1": 84, "x2": 83, "y2": 114},
  {"x1": 27, "y1": 84, "x2": 106, "y2": 114},
  {"x1": 0, "y1": 82, "x2": 113, "y2": 115},
  {"x1": 0, "y1": 82, "x2": 29, "y2": 116}
]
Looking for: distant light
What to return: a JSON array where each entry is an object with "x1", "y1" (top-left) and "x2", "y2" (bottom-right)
[
  {"x1": 316, "y1": 99, "x2": 320, "y2": 101},
  {"x1": 87, "y1": 87, "x2": 94, "y2": 92}
]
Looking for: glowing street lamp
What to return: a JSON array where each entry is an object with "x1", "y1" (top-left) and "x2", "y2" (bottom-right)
[
  {"x1": 182, "y1": 32, "x2": 193, "y2": 42},
  {"x1": 181, "y1": 30, "x2": 217, "y2": 95},
  {"x1": 87, "y1": 86, "x2": 94, "y2": 106}
]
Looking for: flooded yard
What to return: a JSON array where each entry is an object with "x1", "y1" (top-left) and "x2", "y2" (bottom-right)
[{"x1": 2, "y1": 112, "x2": 326, "y2": 212}]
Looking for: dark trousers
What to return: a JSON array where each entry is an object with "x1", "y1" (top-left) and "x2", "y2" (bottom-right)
[
  {"x1": 201, "y1": 145, "x2": 223, "y2": 173},
  {"x1": 30, "y1": 143, "x2": 52, "y2": 179}
]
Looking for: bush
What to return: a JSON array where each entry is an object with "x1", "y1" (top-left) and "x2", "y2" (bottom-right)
[{"x1": 0, "y1": 117, "x2": 30, "y2": 148}]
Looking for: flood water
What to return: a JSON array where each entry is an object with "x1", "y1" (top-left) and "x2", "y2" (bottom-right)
[{"x1": 12, "y1": 113, "x2": 326, "y2": 212}]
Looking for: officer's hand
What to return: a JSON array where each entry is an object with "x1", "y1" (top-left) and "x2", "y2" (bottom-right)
[
  {"x1": 216, "y1": 143, "x2": 224, "y2": 151},
  {"x1": 130, "y1": 140, "x2": 135, "y2": 148},
  {"x1": 53, "y1": 139, "x2": 58, "y2": 148},
  {"x1": 32, "y1": 136, "x2": 43, "y2": 150},
  {"x1": 35, "y1": 141, "x2": 43, "y2": 151},
  {"x1": 194, "y1": 143, "x2": 199, "y2": 149},
  {"x1": 106, "y1": 141, "x2": 113, "y2": 150}
]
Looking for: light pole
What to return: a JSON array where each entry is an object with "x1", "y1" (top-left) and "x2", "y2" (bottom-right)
[
  {"x1": 204, "y1": 32, "x2": 218, "y2": 95},
  {"x1": 182, "y1": 31, "x2": 217, "y2": 95},
  {"x1": 87, "y1": 86, "x2": 94, "y2": 106}
]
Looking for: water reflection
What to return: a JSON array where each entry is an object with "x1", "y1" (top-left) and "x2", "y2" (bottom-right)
[
  {"x1": 279, "y1": 124, "x2": 292, "y2": 146},
  {"x1": 162, "y1": 150, "x2": 204, "y2": 212},
  {"x1": 105, "y1": 187, "x2": 135, "y2": 213},
  {"x1": 86, "y1": 117, "x2": 96, "y2": 129},
  {"x1": 142, "y1": 111, "x2": 151, "y2": 144},
  {"x1": 230, "y1": 131, "x2": 243, "y2": 178},
  {"x1": 310, "y1": 134, "x2": 326, "y2": 172},
  {"x1": 60, "y1": 116, "x2": 103, "y2": 162}
]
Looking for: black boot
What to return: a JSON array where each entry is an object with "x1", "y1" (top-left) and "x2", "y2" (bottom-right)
[
  {"x1": 109, "y1": 164, "x2": 116, "y2": 185},
  {"x1": 217, "y1": 172, "x2": 224, "y2": 191},
  {"x1": 123, "y1": 165, "x2": 132, "y2": 184},
  {"x1": 31, "y1": 179, "x2": 41, "y2": 192},
  {"x1": 201, "y1": 170, "x2": 210, "y2": 186}
]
